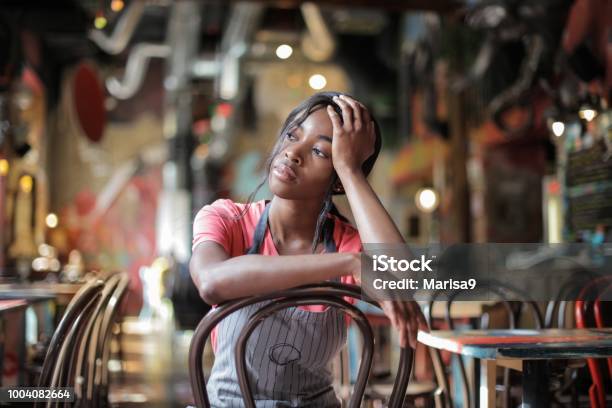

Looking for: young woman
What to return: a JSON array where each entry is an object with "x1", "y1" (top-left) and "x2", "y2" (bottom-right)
[{"x1": 190, "y1": 92, "x2": 428, "y2": 407}]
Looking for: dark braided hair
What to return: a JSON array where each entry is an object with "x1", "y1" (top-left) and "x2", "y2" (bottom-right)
[{"x1": 241, "y1": 91, "x2": 382, "y2": 253}]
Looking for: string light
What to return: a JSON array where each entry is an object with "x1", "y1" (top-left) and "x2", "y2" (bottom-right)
[
  {"x1": 308, "y1": 74, "x2": 327, "y2": 90},
  {"x1": 46, "y1": 213, "x2": 59, "y2": 229},
  {"x1": 0, "y1": 159, "x2": 8, "y2": 176},
  {"x1": 275, "y1": 44, "x2": 293, "y2": 60},
  {"x1": 19, "y1": 175, "x2": 33, "y2": 193},
  {"x1": 416, "y1": 188, "x2": 439, "y2": 213}
]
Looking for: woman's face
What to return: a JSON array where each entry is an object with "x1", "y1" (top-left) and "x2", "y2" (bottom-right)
[{"x1": 268, "y1": 107, "x2": 335, "y2": 200}]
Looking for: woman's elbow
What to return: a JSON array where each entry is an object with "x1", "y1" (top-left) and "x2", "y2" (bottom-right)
[
  {"x1": 189, "y1": 260, "x2": 222, "y2": 305},
  {"x1": 198, "y1": 279, "x2": 222, "y2": 305}
]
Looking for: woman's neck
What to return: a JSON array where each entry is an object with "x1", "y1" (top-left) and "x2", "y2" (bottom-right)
[{"x1": 268, "y1": 196, "x2": 324, "y2": 248}]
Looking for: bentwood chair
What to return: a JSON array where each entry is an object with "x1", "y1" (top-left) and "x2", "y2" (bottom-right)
[
  {"x1": 74, "y1": 272, "x2": 130, "y2": 408},
  {"x1": 35, "y1": 278, "x2": 105, "y2": 408},
  {"x1": 575, "y1": 276, "x2": 612, "y2": 408},
  {"x1": 424, "y1": 280, "x2": 543, "y2": 408},
  {"x1": 91, "y1": 273, "x2": 130, "y2": 407},
  {"x1": 189, "y1": 282, "x2": 415, "y2": 408}
]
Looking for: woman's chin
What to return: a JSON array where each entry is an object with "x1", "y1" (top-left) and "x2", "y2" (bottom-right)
[{"x1": 269, "y1": 181, "x2": 322, "y2": 201}]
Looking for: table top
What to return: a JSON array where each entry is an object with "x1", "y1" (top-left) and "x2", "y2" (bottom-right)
[
  {"x1": 0, "y1": 282, "x2": 84, "y2": 306},
  {"x1": 418, "y1": 328, "x2": 612, "y2": 360},
  {"x1": 0, "y1": 299, "x2": 28, "y2": 313},
  {"x1": 0, "y1": 282, "x2": 83, "y2": 295}
]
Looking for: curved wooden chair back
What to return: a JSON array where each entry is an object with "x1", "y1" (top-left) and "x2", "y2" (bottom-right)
[
  {"x1": 189, "y1": 282, "x2": 414, "y2": 408},
  {"x1": 72, "y1": 273, "x2": 124, "y2": 406},
  {"x1": 425, "y1": 280, "x2": 543, "y2": 408},
  {"x1": 544, "y1": 271, "x2": 595, "y2": 329},
  {"x1": 92, "y1": 273, "x2": 130, "y2": 406},
  {"x1": 35, "y1": 278, "x2": 105, "y2": 408}
]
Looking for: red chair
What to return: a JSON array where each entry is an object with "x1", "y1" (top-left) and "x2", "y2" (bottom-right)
[
  {"x1": 575, "y1": 276, "x2": 612, "y2": 408},
  {"x1": 188, "y1": 282, "x2": 414, "y2": 408}
]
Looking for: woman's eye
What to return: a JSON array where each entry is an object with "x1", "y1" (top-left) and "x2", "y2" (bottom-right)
[
  {"x1": 285, "y1": 132, "x2": 297, "y2": 141},
  {"x1": 313, "y1": 147, "x2": 328, "y2": 158}
]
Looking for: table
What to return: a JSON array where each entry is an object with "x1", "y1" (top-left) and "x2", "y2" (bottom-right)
[
  {"x1": 0, "y1": 282, "x2": 83, "y2": 306},
  {"x1": 418, "y1": 329, "x2": 612, "y2": 407},
  {"x1": 0, "y1": 299, "x2": 29, "y2": 386}
]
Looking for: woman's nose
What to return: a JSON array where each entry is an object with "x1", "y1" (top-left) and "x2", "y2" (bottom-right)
[{"x1": 285, "y1": 148, "x2": 302, "y2": 165}]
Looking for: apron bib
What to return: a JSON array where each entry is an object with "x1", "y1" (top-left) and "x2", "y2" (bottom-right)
[{"x1": 206, "y1": 202, "x2": 346, "y2": 407}]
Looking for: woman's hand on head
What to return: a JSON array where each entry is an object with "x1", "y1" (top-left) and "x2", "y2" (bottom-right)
[
  {"x1": 379, "y1": 300, "x2": 429, "y2": 349},
  {"x1": 327, "y1": 95, "x2": 376, "y2": 176}
]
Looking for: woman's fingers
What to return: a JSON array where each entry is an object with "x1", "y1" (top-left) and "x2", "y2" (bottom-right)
[
  {"x1": 381, "y1": 300, "x2": 428, "y2": 349},
  {"x1": 333, "y1": 96, "x2": 353, "y2": 132},
  {"x1": 326, "y1": 105, "x2": 342, "y2": 133},
  {"x1": 414, "y1": 302, "x2": 430, "y2": 332},
  {"x1": 339, "y1": 95, "x2": 362, "y2": 131}
]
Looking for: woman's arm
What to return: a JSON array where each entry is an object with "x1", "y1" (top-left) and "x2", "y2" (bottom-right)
[
  {"x1": 190, "y1": 241, "x2": 359, "y2": 305},
  {"x1": 328, "y1": 95, "x2": 428, "y2": 348},
  {"x1": 328, "y1": 96, "x2": 404, "y2": 244}
]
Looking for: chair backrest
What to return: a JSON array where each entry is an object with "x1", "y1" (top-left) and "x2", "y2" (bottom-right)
[
  {"x1": 73, "y1": 273, "x2": 126, "y2": 405},
  {"x1": 544, "y1": 270, "x2": 596, "y2": 329},
  {"x1": 425, "y1": 279, "x2": 543, "y2": 408},
  {"x1": 35, "y1": 278, "x2": 105, "y2": 408},
  {"x1": 91, "y1": 272, "x2": 130, "y2": 406},
  {"x1": 188, "y1": 282, "x2": 414, "y2": 408}
]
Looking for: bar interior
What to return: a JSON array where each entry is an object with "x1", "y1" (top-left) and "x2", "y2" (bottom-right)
[{"x1": 0, "y1": 0, "x2": 610, "y2": 407}]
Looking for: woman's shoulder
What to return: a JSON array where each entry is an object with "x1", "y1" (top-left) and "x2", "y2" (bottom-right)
[
  {"x1": 196, "y1": 198, "x2": 266, "y2": 221},
  {"x1": 330, "y1": 213, "x2": 362, "y2": 252}
]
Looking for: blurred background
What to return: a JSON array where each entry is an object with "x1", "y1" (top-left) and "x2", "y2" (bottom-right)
[{"x1": 0, "y1": 0, "x2": 610, "y2": 406}]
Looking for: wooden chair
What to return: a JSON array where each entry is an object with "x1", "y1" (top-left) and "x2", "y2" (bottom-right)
[
  {"x1": 91, "y1": 273, "x2": 130, "y2": 407},
  {"x1": 425, "y1": 280, "x2": 543, "y2": 408},
  {"x1": 35, "y1": 278, "x2": 105, "y2": 408},
  {"x1": 189, "y1": 282, "x2": 414, "y2": 408},
  {"x1": 35, "y1": 273, "x2": 130, "y2": 408},
  {"x1": 575, "y1": 276, "x2": 612, "y2": 408},
  {"x1": 73, "y1": 272, "x2": 129, "y2": 407}
]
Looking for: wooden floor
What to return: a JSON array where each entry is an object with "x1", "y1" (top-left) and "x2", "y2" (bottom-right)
[{"x1": 107, "y1": 316, "x2": 205, "y2": 407}]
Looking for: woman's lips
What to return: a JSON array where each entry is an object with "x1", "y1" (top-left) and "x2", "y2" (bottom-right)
[{"x1": 272, "y1": 163, "x2": 297, "y2": 183}]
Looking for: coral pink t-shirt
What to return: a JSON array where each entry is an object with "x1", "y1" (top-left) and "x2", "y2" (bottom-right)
[{"x1": 192, "y1": 199, "x2": 361, "y2": 350}]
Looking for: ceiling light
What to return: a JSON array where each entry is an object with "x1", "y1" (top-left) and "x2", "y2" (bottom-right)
[
  {"x1": 578, "y1": 108, "x2": 597, "y2": 122},
  {"x1": 111, "y1": 0, "x2": 125, "y2": 12},
  {"x1": 551, "y1": 121, "x2": 565, "y2": 137}
]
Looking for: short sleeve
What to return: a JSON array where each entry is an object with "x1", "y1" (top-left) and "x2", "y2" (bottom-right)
[
  {"x1": 192, "y1": 199, "x2": 236, "y2": 253},
  {"x1": 337, "y1": 224, "x2": 362, "y2": 286},
  {"x1": 337, "y1": 227, "x2": 362, "y2": 254}
]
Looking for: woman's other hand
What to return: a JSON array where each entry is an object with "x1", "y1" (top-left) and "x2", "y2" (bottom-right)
[
  {"x1": 327, "y1": 95, "x2": 376, "y2": 175},
  {"x1": 379, "y1": 300, "x2": 429, "y2": 349}
]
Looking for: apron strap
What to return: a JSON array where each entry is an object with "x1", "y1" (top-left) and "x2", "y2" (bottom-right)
[
  {"x1": 246, "y1": 201, "x2": 271, "y2": 255},
  {"x1": 246, "y1": 201, "x2": 340, "y2": 282}
]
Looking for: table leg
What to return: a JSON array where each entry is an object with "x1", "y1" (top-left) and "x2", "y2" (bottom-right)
[
  {"x1": 479, "y1": 359, "x2": 496, "y2": 408},
  {"x1": 473, "y1": 357, "x2": 480, "y2": 407},
  {"x1": 522, "y1": 360, "x2": 549, "y2": 408}
]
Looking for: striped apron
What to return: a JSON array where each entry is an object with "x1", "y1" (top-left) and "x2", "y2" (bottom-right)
[{"x1": 207, "y1": 202, "x2": 347, "y2": 407}]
